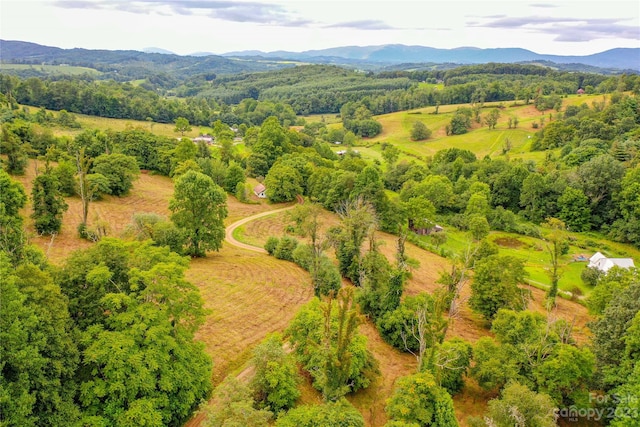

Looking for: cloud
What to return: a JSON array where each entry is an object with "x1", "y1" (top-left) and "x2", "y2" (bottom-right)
[
  {"x1": 530, "y1": 3, "x2": 558, "y2": 8},
  {"x1": 54, "y1": 0, "x2": 314, "y2": 26},
  {"x1": 325, "y1": 19, "x2": 396, "y2": 30},
  {"x1": 469, "y1": 15, "x2": 640, "y2": 41}
]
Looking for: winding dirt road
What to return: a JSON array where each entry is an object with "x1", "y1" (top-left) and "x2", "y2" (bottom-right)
[{"x1": 224, "y1": 204, "x2": 298, "y2": 253}]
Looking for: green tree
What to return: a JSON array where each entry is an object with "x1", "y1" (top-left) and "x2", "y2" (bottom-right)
[
  {"x1": 430, "y1": 338, "x2": 472, "y2": 395},
  {"x1": 52, "y1": 160, "x2": 77, "y2": 196},
  {"x1": 250, "y1": 333, "x2": 300, "y2": 413},
  {"x1": 77, "y1": 249, "x2": 212, "y2": 426},
  {"x1": 401, "y1": 175, "x2": 454, "y2": 213},
  {"x1": 576, "y1": 154, "x2": 625, "y2": 228},
  {"x1": 377, "y1": 292, "x2": 448, "y2": 370},
  {"x1": 264, "y1": 163, "x2": 303, "y2": 203},
  {"x1": 610, "y1": 362, "x2": 640, "y2": 427},
  {"x1": 333, "y1": 198, "x2": 377, "y2": 285},
  {"x1": 204, "y1": 377, "x2": 272, "y2": 427},
  {"x1": 0, "y1": 169, "x2": 27, "y2": 262},
  {"x1": 449, "y1": 108, "x2": 472, "y2": 135},
  {"x1": 469, "y1": 255, "x2": 529, "y2": 322},
  {"x1": 543, "y1": 218, "x2": 567, "y2": 302},
  {"x1": 0, "y1": 256, "x2": 81, "y2": 426},
  {"x1": 171, "y1": 138, "x2": 198, "y2": 176},
  {"x1": 385, "y1": 371, "x2": 458, "y2": 427},
  {"x1": 287, "y1": 290, "x2": 378, "y2": 401},
  {"x1": 287, "y1": 203, "x2": 338, "y2": 297},
  {"x1": 411, "y1": 121, "x2": 432, "y2": 141},
  {"x1": 484, "y1": 108, "x2": 501, "y2": 129},
  {"x1": 471, "y1": 337, "x2": 519, "y2": 391},
  {"x1": 474, "y1": 382, "x2": 557, "y2": 427},
  {"x1": 31, "y1": 164, "x2": 68, "y2": 235},
  {"x1": 381, "y1": 144, "x2": 401, "y2": 165},
  {"x1": 92, "y1": 153, "x2": 140, "y2": 196},
  {"x1": 173, "y1": 117, "x2": 192, "y2": 136},
  {"x1": 170, "y1": 170, "x2": 228, "y2": 257},
  {"x1": 468, "y1": 214, "x2": 490, "y2": 241},
  {"x1": 75, "y1": 148, "x2": 97, "y2": 229},
  {"x1": 224, "y1": 162, "x2": 245, "y2": 194},
  {"x1": 0, "y1": 124, "x2": 28, "y2": 175},
  {"x1": 534, "y1": 344, "x2": 594, "y2": 405},
  {"x1": 613, "y1": 166, "x2": 640, "y2": 245},
  {"x1": 591, "y1": 282, "x2": 640, "y2": 389},
  {"x1": 275, "y1": 399, "x2": 364, "y2": 427},
  {"x1": 252, "y1": 116, "x2": 289, "y2": 172},
  {"x1": 402, "y1": 196, "x2": 435, "y2": 232},
  {"x1": 557, "y1": 187, "x2": 591, "y2": 232}
]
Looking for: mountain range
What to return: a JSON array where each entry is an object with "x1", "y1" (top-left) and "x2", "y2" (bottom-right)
[
  {"x1": 0, "y1": 40, "x2": 291, "y2": 78},
  {"x1": 222, "y1": 45, "x2": 640, "y2": 71},
  {"x1": 1, "y1": 40, "x2": 638, "y2": 77}
]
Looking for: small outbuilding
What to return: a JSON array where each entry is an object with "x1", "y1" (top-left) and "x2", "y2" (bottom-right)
[
  {"x1": 253, "y1": 183, "x2": 267, "y2": 198},
  {"x1": 588, "y1": 252, "x2": 635, "y2": 273},
  {"x1": 193, "y1": 134, "x2": 214, "y2": 144},
  {"x1": 577, "y1": 88, "x2": 585, "y2": 95}
]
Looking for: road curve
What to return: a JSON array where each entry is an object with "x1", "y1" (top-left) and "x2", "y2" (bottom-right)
[{"x1": 224, "y1": 204, "x2": 297, "y2": 253}]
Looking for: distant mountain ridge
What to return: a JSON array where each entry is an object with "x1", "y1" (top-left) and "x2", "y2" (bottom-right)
[
  {"x1": 0, "y1": 40, "x2": 292, "y2": 78},
  {"x1": 223, "y1": 44, "x2": 640, "y2": 71}
]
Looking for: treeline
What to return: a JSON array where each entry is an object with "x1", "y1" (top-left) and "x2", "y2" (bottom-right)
[{"x1": 0, "y1": 74, "x2": 217, "y2": 125}]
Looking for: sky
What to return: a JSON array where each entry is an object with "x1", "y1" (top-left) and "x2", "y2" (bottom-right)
[{"x1": 1, "y1": 0, "x2": 639, "y2": 56}]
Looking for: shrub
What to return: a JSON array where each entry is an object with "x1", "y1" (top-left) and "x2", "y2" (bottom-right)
[
  {"x1": 264, "y1": 237, "x2": 280, "y2": 255},
  {"x1": 274, "y1": 236, "x2": 299, "y2": 261}
]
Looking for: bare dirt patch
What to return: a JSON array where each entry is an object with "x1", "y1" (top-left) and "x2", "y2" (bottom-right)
[{"x1": 493, "y1": 236, "x2": 525, "y2": 248}]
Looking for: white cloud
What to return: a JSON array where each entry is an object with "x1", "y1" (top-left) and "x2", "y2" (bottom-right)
[{"x1": 0, "y1": 0, "x2": 637, "y2": 55}]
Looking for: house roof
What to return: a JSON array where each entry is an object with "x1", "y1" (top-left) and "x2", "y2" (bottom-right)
[
  {"x1": 254, "y1": 183, "x2": 266, "y2": 193},
  {"x1": 588, "y1": 252, "x2": 635, "y2": 272}
]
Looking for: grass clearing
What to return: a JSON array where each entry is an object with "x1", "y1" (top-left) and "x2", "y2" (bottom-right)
[
  {"x1": 331, "y1": 95, "x2": 606, "y2": 166},
  {"x1": 0, "y1": 63, "x2": 100, "y2": 76}
]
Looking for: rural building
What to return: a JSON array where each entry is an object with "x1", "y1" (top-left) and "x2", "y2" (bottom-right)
[
  {"x1": 588, "y1": 252, "x2": 635, "y2": 273},
  {"x1": 193, "y1": 134, "x2": 214, "y2": 144},
  {"x1": 254, "y1": 183, "x2": 267, "y2": 198},
  {"x1": 577, "y1": 88, "x2": 585, "y2": 95},
  {"x1": 411, "y1": 223, "x2": 444, "y2": 236}
]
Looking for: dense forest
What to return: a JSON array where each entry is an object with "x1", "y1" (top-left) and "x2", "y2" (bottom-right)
[{"x1": 1, "y1": 61, "x2": 640, "y2": 426}]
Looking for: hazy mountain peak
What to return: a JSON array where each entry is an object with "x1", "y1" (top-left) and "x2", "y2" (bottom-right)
[{"x1": 142, "y1": 47, "x2": 176, "y2": 55}]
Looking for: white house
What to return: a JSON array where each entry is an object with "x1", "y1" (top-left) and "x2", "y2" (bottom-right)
[
  {"x1": 253, "y1": 183, "x2": 267, "y2": 199},
  {"x1": 588, "y1": 252, "x2": 635, "y2": 273}
]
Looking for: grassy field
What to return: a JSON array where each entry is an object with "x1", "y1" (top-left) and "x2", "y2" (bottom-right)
[
  {"x1": 0, "y1": 63, "x2": 101, "y2": 76},
  {"x1": 20, "y1": 106, "x2": 212, "y2": 139},
  {"x1": 413, "y1": 224, "x2": 640, "y2": 298},
  {"x1": 332, "y1": 94, "x2": 607, "y2": 164}
]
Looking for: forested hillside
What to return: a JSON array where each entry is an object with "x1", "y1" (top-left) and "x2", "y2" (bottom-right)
[
  {"x1": 0, "y1": 40, "x2": 292, "y2": 80},
  {"x1": 1, "y1": 63, "x2": 640, "y2": 426}
]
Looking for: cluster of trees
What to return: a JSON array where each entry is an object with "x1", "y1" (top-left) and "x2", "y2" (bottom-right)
[{"x1": 0, "y1": 193, "x2": 213, "y2": 426}]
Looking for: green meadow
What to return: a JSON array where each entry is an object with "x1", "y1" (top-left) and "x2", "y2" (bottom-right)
[{"x1": 0, "y1": 63, "x2": 101, "y2": 76}]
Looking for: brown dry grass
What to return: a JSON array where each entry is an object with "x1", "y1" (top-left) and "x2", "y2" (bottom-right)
[{"x1": 186, "y1": 247, "x2": 314, "y2": 383}]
